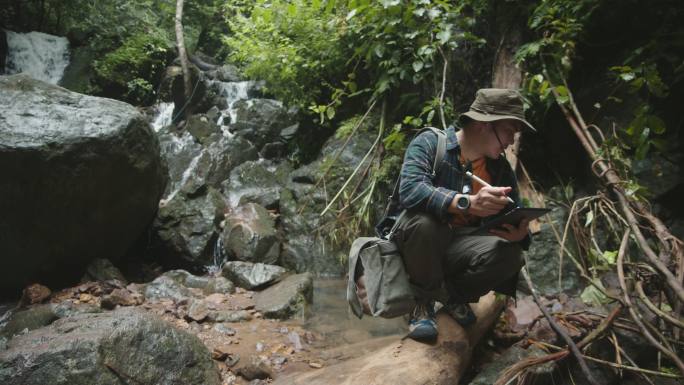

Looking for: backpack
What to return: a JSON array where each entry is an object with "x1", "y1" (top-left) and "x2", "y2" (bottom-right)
[{"x1": 347, "y1": 127, "x2": 447, "y2": 319}]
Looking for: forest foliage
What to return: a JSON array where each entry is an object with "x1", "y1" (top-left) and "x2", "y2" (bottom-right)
[{"x1": 3, "y1": 0, "x2": 682, "y2": 236}]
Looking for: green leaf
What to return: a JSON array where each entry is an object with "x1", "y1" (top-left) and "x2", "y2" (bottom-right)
[
  {"x1": 580, "y1": 279, "x2": 612, "y2": 306},
  {"x1": 437, "y1": 28, "x2": 451, "y2": 45},
  {"x1": 426, "y1": 109, "x2": 435, "y2": 123},
  {"x1": 619, "y1": 72, "x2": 636, "y2": 82},
  {"x1": 412, "y1": 60, "x2": 424, "y2": 72},
  {"x1": 381, "y1": 0, "x2": 400, "y2": 8},
  {"x1": 584, "y1": 210, "x2": 594, "y2": 227},
  {"x1": 555, "y1": 85, "x2": 570, "y2": 104},
  {"x1": 646, "y1": 115, "x2": 666, "y2": 134},
  {"x1": 326, "y1": 105, "x2": 336, "y2": 120},
  {"x1": 601, "y1": 250, "x2": 618, "y2": 265}
]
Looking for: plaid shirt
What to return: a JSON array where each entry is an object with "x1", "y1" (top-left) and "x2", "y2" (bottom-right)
[{"x1": 398, "y1": 125, "x2": 521, "y2": 224}]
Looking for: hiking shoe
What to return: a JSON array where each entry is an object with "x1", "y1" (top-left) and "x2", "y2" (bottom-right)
[
  {"x1": 445, "y1": 302, "x2": 477, "y2": 327},
  {"x1": 407, "y1": 302, "x2": 437, "y2": 341}
]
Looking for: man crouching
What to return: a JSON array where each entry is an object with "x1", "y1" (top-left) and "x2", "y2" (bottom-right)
[{"x1": 395, "y1": 88, "x2": 536, "y2": 341}]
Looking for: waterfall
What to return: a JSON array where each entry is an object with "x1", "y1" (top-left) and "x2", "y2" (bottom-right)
[
  {"x1": 212, "y1": 80, "x2": 254, "y2": 135},
  {"x1": 151, "y1": 102, "x2": 175, "y2": 132},
  {"x1": 5, "y1": 31, "x2": 70, "y2": 85}
]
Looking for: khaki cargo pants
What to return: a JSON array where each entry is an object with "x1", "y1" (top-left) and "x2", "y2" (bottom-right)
[{"x1": 394, "y1": 211, "x2": 524, "y2": 304}]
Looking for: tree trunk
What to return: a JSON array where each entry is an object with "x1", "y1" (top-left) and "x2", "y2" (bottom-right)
[
  {"x1": 273, "y1": 293, "x2": 504, "y2": 385},
  {"x1": 491, "y1": 3, "x2": 545, "y2": 231},
  {"x1": 175, "y1": 0, "x2": 192, "y2": 115}
]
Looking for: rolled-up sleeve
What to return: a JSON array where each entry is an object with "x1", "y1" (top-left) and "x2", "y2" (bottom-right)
[{"x1": 398, "y1": 132, "x2": 455, "y2": 221}]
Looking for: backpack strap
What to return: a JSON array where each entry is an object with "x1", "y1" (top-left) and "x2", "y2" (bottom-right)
[
  {"x1": 379, "y1": 127, "x2": 447, "y2": 239},
  {"x1": 385, "y1": 127, "x2": 447, "y2": 209},
  {"x1": 423, "y1": 126, "x2": 447, "y2": 178}
]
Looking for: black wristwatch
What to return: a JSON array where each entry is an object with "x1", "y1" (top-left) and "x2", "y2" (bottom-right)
[{"x1": 456, "y1": 194, "x2": 470, "y2": 211}]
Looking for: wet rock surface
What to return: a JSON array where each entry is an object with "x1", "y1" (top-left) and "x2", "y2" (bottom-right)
[
  {"x1": 222, "y1": 261, "x2": 288, "y2": 290},
  {"x1": 222, "y1": 203, "x2": 280, "y2": 265},
  {"x1": 154, "y1": 187, "x2": 227, "y2": 265},
  {"x1": 0, "y1": 74, "x2": 167, "y2": 294},
  {"x1": 222, "y1": 160, "x2": 293, "y2": 210},
  {"x1": 254, "y1": 273, "x2": 313, "y2": 319}
]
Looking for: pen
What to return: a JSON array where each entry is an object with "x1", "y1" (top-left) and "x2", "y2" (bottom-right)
[{"x1": 465, "y1": 171, "x2": 515, "y2": 204}]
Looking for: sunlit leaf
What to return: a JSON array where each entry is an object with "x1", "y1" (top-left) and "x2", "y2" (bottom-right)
[
  {"x1": 601, "y1": 250, "x2": 617, "y2": 265},
  {"x1": 580, "y1": 279, "x2": 612, "y2": 306},
  {"x1": 584, "y1": 210, "x2": 594, "y2": 227}
]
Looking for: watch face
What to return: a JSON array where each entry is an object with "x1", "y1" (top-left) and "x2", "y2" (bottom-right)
[{"x1": 457, "y1": 196, "x2": 470, "y2": 209}]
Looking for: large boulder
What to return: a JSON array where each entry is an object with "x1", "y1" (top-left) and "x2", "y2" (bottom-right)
[
  {"x1": 157, "y1": 129, "x2": 258, "y2": 201},
  {"x1": 278, "y1": 127, "x2": 377, "y2": 275},
  {"x1": 228, "y1": 98, "x2": 297, "y2": 151},
  {"x1": 0, "y1": 307, "x2": 220, "y2": 385},
  {"x1": 0, "y1": 74, "x2": 167, "y2": 294},
  {"x1": 222, "y1": 203, "x2": 280, "y2": 264},
  {"x1": 221, "y1": 159, "x2": 293, "y2": 209},
  {"x1": 520, "y1": 201, "x2": 581, "y2": 296},
  {"x1": 153, "y1": 187, "x2": 227, "y2": 265}
]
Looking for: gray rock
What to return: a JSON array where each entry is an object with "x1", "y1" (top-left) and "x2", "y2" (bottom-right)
[
  {"x1": 0, "y1": 304, "x2": 58, "y2": 339},
  {"x1": 209, "y1": 310, "x2": 252, "y2": 323},
  {"x1": 0, "y1": 307, "x2": 220, "y2": 385},
  {"x1": 204, "y1": 276, "x2": 235, "y2": 295},
  {"x1": 154, "y1": 187, "x2": 227, "y2": 265},
  {"x1": 279, "y1": 188, "x2": 344, "y2": 275},
  {"x1": 160, "y1": 270, "x2": 235, "y2": 295},
  {"x1": 206, "y1": 64, "x2": 241, "y2": 82},
  {"x1": 185, "y1": 114, "x2": 220, "y2": 144},
  {"x1": 221, "y1": 261, "x2": 288, "y2": 290},
  {"x1": 201, "y1": 135, "x2": 259, "y2": 188},
  {"x1": 212, "y1": 323, "x2": 236, "y2": 335},
  {"x1": 276, "y1": 128, "x2": 378, "y2": 275},
  {"x1": 279, "y1": 124, "x2": 299, "y2": 141},
  {"x1": 187, "y1": 300, "x2": 209, "y2": 322},
  {"x1": 206, "y1": 106, "x2": 220, "y2": 123},
  {"x1": 144, "y1": 275, "x2": 194, "y2": 303},
  {"x1": 0, "y1": 75, "x2": 167, "y2": 293},
  {"x1": 52, "y1": 302, "x2": 102, "y2": 318},
  {"x1": 254, "y1": 273, "x2": 313, "y2": 319},
  {"x1": 221, "y1": 160, "x2": 292, "y2": 210},
  {"x1": 519, "y1": 202, "x2": 581, "y2": 296},
  {"x1": 228, "y1": 99, "x2": 296, "y2": 150},
  {"x1": 259, "y1": 142, "x2": 286, "y2": 159},
  {"x1": 632, "y1": 153, "x2": 681, "y2": 198},
  {"x1": 82, "y1": 258, "x2": 127, "y2": 284},
  {"x1": 222, "y1": 203, "x2": 280, "y2": 264},
  {"x1": 236, "y1": 355, "x2": 273, "y2": 381},
  {"x1": 157, "y1": 129, "x2": 203, "y2": 197}
]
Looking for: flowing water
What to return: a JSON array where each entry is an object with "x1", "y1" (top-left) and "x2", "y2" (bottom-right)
[
  {"x1": 151, "y1": 102, "x2": 175, "y2": 132},
  {"x1": 5, "y1": 30, "x2": 70, "y2": 84},
  {"x1": 212, "y1": 80, "x2": 254, "y2": 135}
]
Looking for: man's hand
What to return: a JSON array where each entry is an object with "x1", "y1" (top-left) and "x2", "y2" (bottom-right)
[
  {"x1": 468, "y1": 186, "x2": 512, "y2": 217},
  {"x1": 489, "y1": 218, "x2": 529, "y2": 242}
]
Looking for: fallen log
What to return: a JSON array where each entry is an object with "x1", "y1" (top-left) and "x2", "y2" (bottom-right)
[{"x1": 274, "y1": 292, "x2": 504, "y2": 385}]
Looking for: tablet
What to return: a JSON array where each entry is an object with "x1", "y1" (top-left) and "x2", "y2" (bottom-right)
[{"x1": 470, "y1": 207, "x2": 552, "y2": 236}]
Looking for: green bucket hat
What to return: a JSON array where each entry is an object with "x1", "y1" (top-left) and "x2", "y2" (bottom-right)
[{"x1": 459, "y1": 88, "x2": 536, "y2": 132}]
